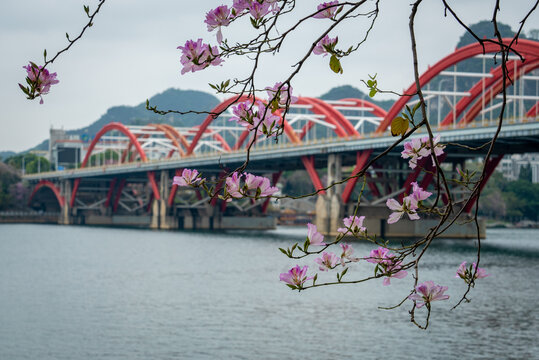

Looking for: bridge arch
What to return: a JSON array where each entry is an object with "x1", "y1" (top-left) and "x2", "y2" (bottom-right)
[
  {"x1": 377, "y1": 38, "x2": 539, "y2": 133},
  {"x1": 28, "y1": 180, "x2": 64, "y2": 209},
  {"x1": 70, "y1": 122, "x2": 159, "y2": 208}
]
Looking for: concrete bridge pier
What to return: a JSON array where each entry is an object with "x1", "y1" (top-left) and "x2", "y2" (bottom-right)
[
  {"x1": 315, "y1": 154, "x2": 344, "y2": 236},
  {"x1": 150, "y1": 170, "x2": 178, "y2": 230},
  {"x1": 59, "y1": 179, "x2": 72, "y2": 225}
]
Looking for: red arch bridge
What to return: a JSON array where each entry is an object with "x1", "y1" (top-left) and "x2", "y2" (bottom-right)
[{"x1": 25, "y1": 39, "x2": 539, "y2": 237}]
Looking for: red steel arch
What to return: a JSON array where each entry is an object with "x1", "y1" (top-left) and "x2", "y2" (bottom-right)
[
  {"x1": 377, "y1": 38, "x2": 539, "y2": 134},
  {"x1": 70, "y1": 122, "x2": 159, "y2": 208},
  {"x1": 527, "y1": 100, "x2": 539, "y2": 118},
  {"x1": 28, "y1": 180, "x2": 65, "y2": 208},
  {"x1": 458, "y1": 58, "x2": 539, "y2": 126}
]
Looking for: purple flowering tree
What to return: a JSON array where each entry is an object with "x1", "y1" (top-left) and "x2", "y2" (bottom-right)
[{"x1": 18, "y1": 0, "x2": 538, "y2": 329}]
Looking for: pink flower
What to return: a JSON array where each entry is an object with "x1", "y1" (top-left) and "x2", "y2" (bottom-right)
[
  {"x1": 249, "y1": 1, "x2": 271, "y2": 20},
  {"x1": 177, "y1": 39, "x2": 223, "y2": 75},
  {"x1": 173, "y1": 169, "x2": 203, "y2": 186},
  {"x1": 337, "y1": 215, "x2": 366, "y2": 236},
  {"x1": 314, "y1": 252, "x2": 339, "y2": 271},
  {"x1": 422, "y1": 134, "x2": 445, "y2": 158},
  {"x1": 456, "y1": 262, "x2": 489, "y2": 285},
  {"x1": 410, "y1": 182, "x2": 431, "y2": 202},
  {"x1": 230, "y1": 100, "x2": 280, "y2": 136},
  {"x1": 21, "y1": 63, "x2": 59, "y2": 104},
  {"x1": 340, "y1": 243, "x2": 359, "y2": 265},
  {"x1": 401, "y1": 138, "x2": 429, "y2": 169},
  {"x1": 232, "y1": 0, "x2": 250, "y2": 13},
  {"x1": 408, "y1": 281, "x2": 450, "y2": 308},
  {"x1": 312, "y1": 1, "x2": 340, "y2": 19},
  {"x1": 307, "y1": 223, "x2": 325, "y2": 246},
  {"x1": 312, "y1": 35, "x2": 338, "y2": 56},
  {"x1": 254, "y1": 175, "x2": 279, "y2": 197},
  {"x1": 365, "y1": 247, "x2": 390, "y2": 264},
  {"x1": 386, "y1": 196, "x2": 419, "y2": 224},
  {"x1": 205, "y1": 5, "x2": 231, "y2": 44},
  {"x1": 225, "y1": 172, "x2": 278, "y2": 201},
  {"x1": 225, "y1": 172, "x2": 243, "y2": 200},
  {"x1": 266, "y1": 82, "x2": 298, "y2": 106},
  {"x1": 381, "y1": 260, "x2": 407, "y2": 286},
  {"x1": 280, "y1": 265, "x2": 312, "y2": 288}
]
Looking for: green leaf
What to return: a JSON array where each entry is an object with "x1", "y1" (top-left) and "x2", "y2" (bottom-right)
[
  {"x1": 279, "y1": 247, "x2": 288, "y2": 255},
  {"x1": 412, "y1": 101, "x2": 421, "y2": 115},
  {"x1": 313, "y1": 273, "x2": 318, "y2": 285},
  {"x1": 303, "y1": 239, "x2": 309, "y2": 252},
  {"x1": 286, "y1": 284, "x2": 297, "y2": 290},
  {"x1": 329, "y1": 55, "x2": 343, "y2": 74},
  {"x1": 369, "y1": 89, "x2": 377, "y2": 98},
  {"x1": 43, "y1": 49, "x2": 47, "y2": 61},
  {"x1": 341, "y1": 267, "x2": 348, "y2": 277},
  {"x1": 83, "y1": 5, "x2": 90, "y2": 15},
  {"x1": 250, "y1": 17, "x2": 258, "y2": 28}
]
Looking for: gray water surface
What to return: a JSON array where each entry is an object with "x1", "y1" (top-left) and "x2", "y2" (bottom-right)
[{"x1": 0, "y1": 224, "x2": 538, "y2": 359}]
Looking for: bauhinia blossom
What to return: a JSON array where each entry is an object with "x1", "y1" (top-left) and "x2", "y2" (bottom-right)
[
  {"x1": 225, "y1": 172, "x2": 243, "y2": 200},
  {"x1": 401, "y1": 137, "x2": 430, "y2": 169},
  {"x1": 386, "y1": 196, "x2": 419, "y2": 224},
  {"x1": 177, "y1": 39, "x2": 223, "y2": 75},
  {"x1": 408, "y1": 281, "x2": 450, "y2": 308},
  {"x1": 249, "y1": 1, "x2": 271, "y2": 20},
  {"x1": 173, "y1": 169, "x2": 203, "y2": 186},
  {"x1": 339, "y1": 243, "x2": 359, "y2": 266},
  {"x1": 205, "y1": 5, "x2": 232, "y2": 44},
  {"x1": 224, "y1": 171, "x2": 279, "y2": 201},
  {"x1": 20, "y1": 63, "x2": 59, "y2": 104},
  {"x1": 229, "y1": 100, "x2": 280, "y2": 136},
  {"x1": 312, "y1": 1, "x2": 340, "y2": 19},
  {"x1": 307, "y1": 223, "x2": 325, "y2": 246},
  {"x1": 337, "y1": 215, "x2": 366, "y2": 236},
  {"x1": 312, "y1": 35, "x2": 338, "y2": 56},
  {"x1": 314, "y1": 252, "x2": 340, "y2": 271},
  {"x1": 380, "y1": 260, "x2": 407, "y2": 286},
  {"x1": 401, "y1": 135, "x2": 446, "y2": 169},
  {"x1": 365, "y1": 246, "x2": 391, "y2": 264},
  {"x1": 265, "y1": 82, "x2": 298, "y2": 107},
  {"x1": 456, "y1": 262, "x2": 489, "y2": 286},
  {"x1": 410, "y1": 182, "x2": 432, "y2": 202},
  {"x1": 279, "y1": 265, "x2": 312, "y2": 288}
]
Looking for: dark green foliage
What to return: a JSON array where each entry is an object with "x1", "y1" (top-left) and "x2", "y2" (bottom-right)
[
  {"x1": 456, "y1": 20, "x2": 519, "y2": 48},
  {"x1": 518, "y1": 164, "x2": 532, "y2": 182},
  {"x1": 481, "y1": 171, "x2": 539, "y2": 221},
  {"x1": 282, "y1": 170, "x2": 316, "y2": 196},
  {"x1": 0, "y1": 162, "x2": 21, "y2": 210},
  {"x1": 5, "y1": 154, "x2": 50, "y2": 174}
]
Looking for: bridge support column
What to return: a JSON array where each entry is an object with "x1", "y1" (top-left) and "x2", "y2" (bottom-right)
[
  {"x1": 150, "y1": 171, "x2": 178, "y2": 230},
  {"x1": 59, "y1": 179, "x2": 72, "y2": 225},
  {"x1": 315, "y1": 154, "x2": 344, "y2": 236}
]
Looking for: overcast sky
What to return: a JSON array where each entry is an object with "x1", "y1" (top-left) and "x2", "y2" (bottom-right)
[{"x1": 1, "y1": 0, "x2": 537, "y2": 152}]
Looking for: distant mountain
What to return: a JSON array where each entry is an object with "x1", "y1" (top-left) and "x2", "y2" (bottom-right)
[
  {"x1": 0, "y1": 151, "x2": 16, "y2": 161},
  {"x1": 320, "y1": 85, "x2": 395, "y2": 111},
  {"x1": 31, "y1": 88, "x2": 221, "y2": 151}
]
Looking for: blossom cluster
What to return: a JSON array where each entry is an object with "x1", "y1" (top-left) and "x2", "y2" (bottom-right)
[
  {"x1": 386, "y1": 182, "x2": 431, "y2": 224},
  {"x1": 172, "y1": 168, "x2": 279, "y2": 201},
  {"x1": 279, "y1": 217, "x2": 489, "y2": 307},
  {"x1": 19, "y1": 63, "x2": 59, "y2": 104},
  {"x1": 224, "y1": 171, "x2": 279, "y2": 201},
  {"x1": 401, "y1": 135, "x2": 446, "y2": 169}
]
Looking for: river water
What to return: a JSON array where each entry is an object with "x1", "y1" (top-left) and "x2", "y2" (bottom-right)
[{"x1": 0, "y1": 224, "x2": 538, "y2": 359}]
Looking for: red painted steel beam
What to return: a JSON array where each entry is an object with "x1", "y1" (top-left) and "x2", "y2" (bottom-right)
[
  {"x1": 463, "y1": 155, "x2": 504, "y2": 213},
  {"x1": 301, "y1": 156, "x2": 325, "y2": 194},
  {"x1": 341, "y1": 150, "x2": 372, "y2": 204},
  {"x1": 112, "y1": 179, "x2": 127, "y2": 213},
  {"x1": 28, "y1": 180, "x2": 65, "y2": 208},
  {"x1": 167, "y1": 169, "x2": 183, "y2": 207},
  {"x1": 104, "y1": 178, "x2": 117, "y2": 208}
]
